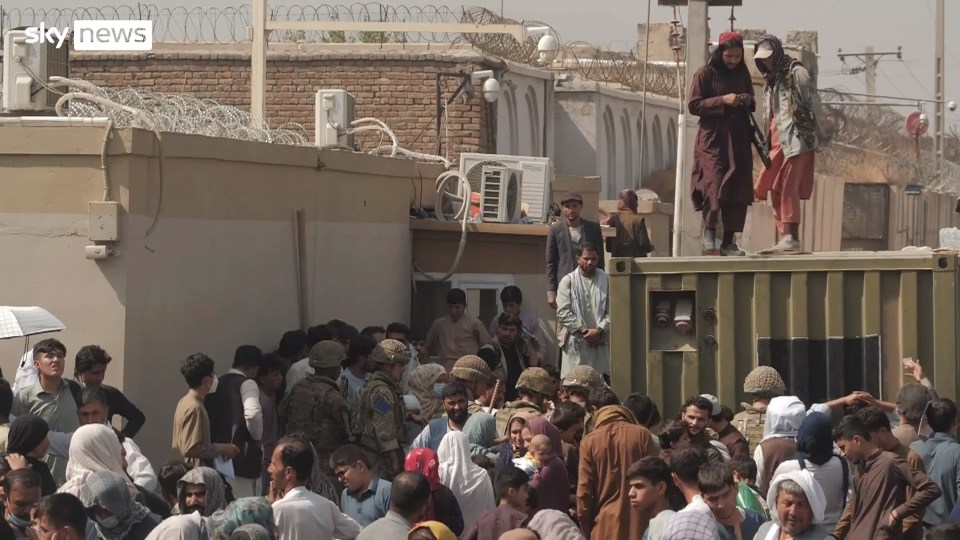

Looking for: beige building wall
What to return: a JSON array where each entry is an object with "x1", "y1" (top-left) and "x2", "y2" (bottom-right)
[{"x1": 0, "y1": 125, "x2": 426, "y2": 463}]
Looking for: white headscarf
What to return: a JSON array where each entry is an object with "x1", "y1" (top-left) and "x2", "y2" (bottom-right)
[
  {"x1": 436, "y1": 431, "x2": 495, "y2": 531},
  {"x1": 762, "y1": 396, "x2": 807, "y2": 441},
  {"x1": 762, "y1": 469, "x2": 827, "y2": 540},
  {"x1": 57, "y1": 424, "x2": 139, "y2": 501}
]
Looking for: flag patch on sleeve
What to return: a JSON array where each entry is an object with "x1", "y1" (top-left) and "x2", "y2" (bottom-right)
[{"x1": 374, "y1": 397, "x2": 391, "y2": 414}]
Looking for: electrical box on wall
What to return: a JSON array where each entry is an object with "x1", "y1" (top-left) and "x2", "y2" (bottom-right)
[
  {"x1": 314, "y1": 89, "x2": 356, "y2": 148},
  {"x1": 88, "y1": 201, "x2": 119, "y2": 242}
]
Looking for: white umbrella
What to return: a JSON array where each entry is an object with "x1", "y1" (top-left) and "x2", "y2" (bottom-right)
[{"x1": 0, "y1": 306, "x2": 65, "y2": 340}]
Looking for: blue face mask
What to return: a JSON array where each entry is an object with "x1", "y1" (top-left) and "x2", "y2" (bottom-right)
[
  {"x1": 97, "y1": 515, "x2": 121, "y2": 529},
  {"x1": 432, "y1": 383, "x2": 446, "y2": 398},
  {"x1": 8, "y1": 513, "x2": 31, "y2": 528}
]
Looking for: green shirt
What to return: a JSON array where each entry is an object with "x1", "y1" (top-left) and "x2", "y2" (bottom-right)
[{"x1": 13, "y1": 380, "x2": 80, "y2": 484}]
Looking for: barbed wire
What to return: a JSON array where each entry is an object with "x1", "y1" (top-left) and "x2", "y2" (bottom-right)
[{"x1": 49, "y1": 77, "x2": 312, "y2": 145}]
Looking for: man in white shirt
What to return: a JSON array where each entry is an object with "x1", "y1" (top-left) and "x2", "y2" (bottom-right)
[
  {"x1": 268, "y1": 435, "x2": 361, "y2": 540},
  {"x1": 203, "y1": 346, "x2": 264, "y2": 498}
]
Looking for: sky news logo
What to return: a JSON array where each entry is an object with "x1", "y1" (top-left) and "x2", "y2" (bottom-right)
[{"x1": 24, "y1": 21, "x2": 153, "y2": 51}]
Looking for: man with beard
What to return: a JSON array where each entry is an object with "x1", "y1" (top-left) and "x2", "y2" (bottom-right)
[
  {"x1": 410, "y1": 381, "x2": 471, "y2": 452},
  {"x1": 556, "y1": 243, "x2": 610, "y2": 378},
  {"x1": 176, "y1": 466, "x2": 228, "y2": 517},
  {"x1": 479, "y1": 314, "x2": 535, "y2": 402},
  {"x1": 688, "y1": 31, "x2": 755, "y2": 256},
  {"x1": 757, "y1": 470, "x2": 830, "y2": 540},
  {"x1": 662, "y1": 396, "x2": 724, "y2": 465}
]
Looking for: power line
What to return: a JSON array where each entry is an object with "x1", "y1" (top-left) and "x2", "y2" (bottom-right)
[
  {"x1": 900, "y1": 59, "x2": 933, "y2": 95},
  {"x1": 878, "y1": 67, "x2": 908, "y2": 97}
]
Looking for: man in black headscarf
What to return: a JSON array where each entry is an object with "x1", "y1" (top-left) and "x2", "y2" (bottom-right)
[{"x1": 6, "y1": 414, "x2": 56, "y2": 495}]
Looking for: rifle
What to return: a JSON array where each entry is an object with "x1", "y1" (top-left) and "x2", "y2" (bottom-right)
[
  {"x1": 745, "y1": 109, "x2": 773, "y2": 169},
  {"x1": 487, "y1": 379, "x2": 503, "y2": 414}
]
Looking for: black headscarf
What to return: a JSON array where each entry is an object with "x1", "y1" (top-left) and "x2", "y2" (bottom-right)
[
  {"x1": 7, "y1": 414, "x2": 49, "y2": 454},
  {"x1": 795, "y1": 412, "x2": 834, "y2": 466},
  {"x1": 755, "y1": 34, "x2": 793, "y2": 88}
]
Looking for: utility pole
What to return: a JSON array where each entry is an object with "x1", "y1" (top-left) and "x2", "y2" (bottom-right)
[
  {"x1": 837, "y1": 46, "x2": 901, "y2": 101},
  {"x1": 934, "y1": 0, "x2": 945, "y2": 178}
]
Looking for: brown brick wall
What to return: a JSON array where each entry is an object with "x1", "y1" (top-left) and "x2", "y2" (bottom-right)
[{"x1": 69, "y1": 50, "x2": 500, "y2": 155}]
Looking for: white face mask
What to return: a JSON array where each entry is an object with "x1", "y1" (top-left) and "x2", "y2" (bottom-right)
[{"x1": 209, "y1": 375, "x2": 219, "y2": 394}]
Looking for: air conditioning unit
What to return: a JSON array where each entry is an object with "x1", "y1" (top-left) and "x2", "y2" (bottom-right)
[
  {"x1": 314, "y1": 89, "x2": 355, "y2": 148},
  {"x1": 460, "y1": 153, "x2": 553, "y2": 223},
  {"x1": 479, "y1": 165, "x2": 522, "y2": 223},
  {"x1": 2, "y1": 29, "x2": 70, "y2": 112}
]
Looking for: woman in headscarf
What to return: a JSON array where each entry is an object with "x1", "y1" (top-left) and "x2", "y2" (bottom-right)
[
  {"x1": 6, "y1": 414, "x2": 55, "y2": 495},
  {"x1": 526, "y1": 509, "x2": 586, "y2": 540},
  {"x1": 405, "y1": 448, "x2": 464, "y2": 536},
  {"x1": 408, "y1": 364, "x2": 449, "y2": 422},
  {"x1": 58, "y1": 424, "x2": 139, "y2": 501},
  {"x1": 523, "y1": 418, "x2": 569, "y2": 512},
  {"x1": 176, "y1": 467, "x2": 228, "y2": 518},
  {"x1": 602, "y1": 189, "x2": 653, "y2": 258},
  {"x1": 408, "y1": 521, "x2": 457, "y2": 540},
  {"x1": 143, "y1": 512, "x2": 211, "y2": 540},
  {"x1": 756, "y1": 469, "x2": 829, "y2": 540},
  {"x1": 770, "y1": 411, "x2": 850, "y2": 531},
  {"x1": 228, "y1": 524, "x2": 272, "y2": 540},
  {"x1": 80, "y1": 470, "x2": 161, "y2": 540},
  {"x1": 688, "y1": 31, "x2": 756, "y2": 256},
  {"x1": 463, "y1": 412, "x2": 498, "y2": 457},
  {"x1": 211, "y1": 497, "x2": 275, "y2": 540},
  {"x1": 436, "y1": 432, "x2": 495, "y2": 532},
  {"x1": 495, "y1": 412, "x2": 536, "y2": 473},
  {"x1": 753, "y1": 33, "x2": 820, "y2": 254}
]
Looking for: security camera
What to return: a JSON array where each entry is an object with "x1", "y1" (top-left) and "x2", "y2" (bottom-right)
[
  {"x1": 537, "y1": 34, "x2": 559, "y2": 65},
  {"x1": 919, "y1": 112, "x2": 929, "y2": 125},
  {"x1": 482, "y1": 78, "x2": 501, "y2": 103},
  {"x1": 949, "y1": 100, "x2": 958, "y2": 112}
]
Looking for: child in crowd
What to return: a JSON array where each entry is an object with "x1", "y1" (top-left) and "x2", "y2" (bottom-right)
[
  {"x1": 512, "y1": 434, "x2": 552, "y2": 479},
  {"x1": 729, "y1": 456, "x2": 769, "y2": 519}
]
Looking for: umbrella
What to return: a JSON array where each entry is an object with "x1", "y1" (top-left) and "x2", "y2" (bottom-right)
[{"x1": 0, "y1": 306, "x2": 65, "y2": 340}]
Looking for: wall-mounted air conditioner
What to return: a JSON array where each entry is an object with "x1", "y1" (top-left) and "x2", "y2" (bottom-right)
[
  {"x1": 480, "y1": 165, "x2": 522, "y2": 223},
  {"x1": 2, "y1": 29, "x2": 70, "y2": 112},
  {"x1": 460, "y1": 153, "x2": 553, "y2": 223},
  {"x1": 314, "y1": 89, "x2": 356, "y2": 148}
]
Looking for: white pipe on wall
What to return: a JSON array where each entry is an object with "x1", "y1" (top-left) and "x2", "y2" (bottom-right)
[
  {"x1": 672, "y1": 111, "x2": 686, "y2": 257},
  {"x1": 0, "y1": 116, "x2": 110, "y2": 127}
]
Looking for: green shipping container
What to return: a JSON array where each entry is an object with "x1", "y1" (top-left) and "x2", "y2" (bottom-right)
[{"x1": 608, "y1": 252, "x2": 959, "y2": 417}]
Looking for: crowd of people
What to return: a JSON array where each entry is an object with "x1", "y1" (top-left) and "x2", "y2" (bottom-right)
[{"x1": 3, "y1": 298, "x2": 960, "y2": 540}]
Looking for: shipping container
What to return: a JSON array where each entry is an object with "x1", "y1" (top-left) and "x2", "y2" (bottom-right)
[{"x1": 608, "y1": 252, "x2": 960, "y2": 417}]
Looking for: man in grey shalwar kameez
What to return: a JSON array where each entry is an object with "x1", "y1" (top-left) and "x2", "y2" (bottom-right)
[{"x1": 556, "y1": 243, "x2": 610, "y2": 379}]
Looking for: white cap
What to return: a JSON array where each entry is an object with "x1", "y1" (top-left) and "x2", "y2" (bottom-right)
[
  {"x1": 403, "y1": 394, "x2": 421, "y2": 412},
  {"x1": 754, "y1": 43, "x2": 774, "y2": 60},
  {"x1": 700, "y1": 394, "x2": 722, "y2": 417}
]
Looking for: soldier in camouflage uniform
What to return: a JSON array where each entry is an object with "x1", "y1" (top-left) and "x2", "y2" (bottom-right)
[
  {"x1": 279, "y1": 341, "x2": 352, "y2": 478},
  {"x1": 562, "y1": 365, "x2": 607, "y2": 434},
  {"x1": 732, "y1": 365, "x2": 787, "y2": 456},
  {"x1": 356, "y1": 338, "x2": 410, "y2": 480},
  {"x1": 451, "y1": 355, "x2": 499, "y2": 415},
  {"x1": 494, "y1": 367, "x2": 556, "y2": 435}
]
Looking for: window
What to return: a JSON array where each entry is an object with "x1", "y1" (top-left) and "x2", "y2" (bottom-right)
[
  {"x1": 652, "y1": 115, "x2": 663, "y2": 170},
  {"x1": 621, "y1": 110, "x2": 633, "y2": 192},
  {"x1": 841, "y1": 184, "x2": 889, "y2": 251},
  {"x1": 525, "y1": 86, "x2": 540, "y2": 156},
  {"x1": 411, "y1": 274, "x2": 516, "y2": 336},
  {"x1": 602, "y1": 106, "x2": 616, "y2": 198}
]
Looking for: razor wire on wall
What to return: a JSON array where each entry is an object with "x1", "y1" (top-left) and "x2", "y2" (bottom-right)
[{"x1": 0, "y1": 3, "x2": 680, "y2": 96}]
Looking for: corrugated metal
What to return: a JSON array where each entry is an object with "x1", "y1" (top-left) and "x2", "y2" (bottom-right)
[{"x1": 608, "y1": 252, "x2": 960, "y2": 416}]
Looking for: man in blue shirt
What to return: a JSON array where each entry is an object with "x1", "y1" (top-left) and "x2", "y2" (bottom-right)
[
  {"x1": 331, "y1": 444, "x2": 392, "y2": 527},
  {"x1": 911, "y1": 398, "x2": 960, "y2": 530}
]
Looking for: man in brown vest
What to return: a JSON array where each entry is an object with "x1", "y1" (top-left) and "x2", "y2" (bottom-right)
[{"x1": 755, "y1": 395, "x2": 806, "y2": 497}]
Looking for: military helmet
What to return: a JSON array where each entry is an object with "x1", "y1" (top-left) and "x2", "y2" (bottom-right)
[
  {"x1": 376, "y1": 339, "x2": 411, "y2": 365},
  {"x1": 516, "y1": 367, "x2": 556, "y2": 396},
  {"x1": 451, "y1": 355, "x2": 494, "y2": 383},
  {"x1": 308, "y1": 340, "x2": 346, "y2": 370},
  {"x1": 743, "y1": 366, "x2": 787, "y2": 395},
  {"x1": 562, "y1": 365, "x2": 604, "y2": 390}
]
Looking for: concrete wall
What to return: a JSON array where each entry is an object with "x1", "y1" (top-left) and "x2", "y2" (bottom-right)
[
  {"x1": 0, "y1": 125, "x2": 426, "y2": 462},
  {"x1": 496, "y1": 64, "x2": 555, "y2": 160},
  {"x1": 554, "y1": 83, "x2": 681, "y2": 199}
]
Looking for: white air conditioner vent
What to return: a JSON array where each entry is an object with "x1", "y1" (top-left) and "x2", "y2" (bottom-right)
[
  {"x1": 479, "y1": 165, "x2": 522, "y2": 223},
  {"x1": 460, "y1": 153, "x2": 553, "y2": 223}
]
